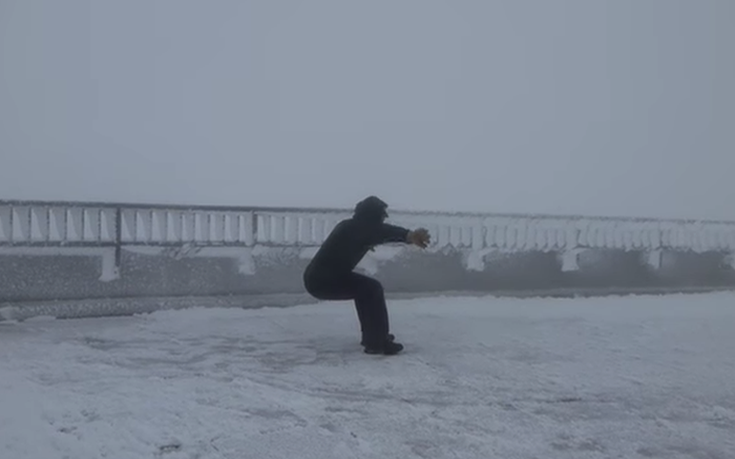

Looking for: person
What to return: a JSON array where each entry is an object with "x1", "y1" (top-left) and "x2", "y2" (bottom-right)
[{"x1": 302, "y1": 196, "x2": 431, "y2": 355}]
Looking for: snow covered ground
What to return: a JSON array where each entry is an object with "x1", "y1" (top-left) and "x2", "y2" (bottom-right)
[{"x1": 1, "y1": 293, "x2": 734, "y2": 459}]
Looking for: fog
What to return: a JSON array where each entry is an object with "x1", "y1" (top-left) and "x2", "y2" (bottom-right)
[{"x1": 1, "y1": 0, "x2": 733, "y2": 219}]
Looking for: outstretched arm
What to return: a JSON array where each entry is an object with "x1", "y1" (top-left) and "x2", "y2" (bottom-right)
[
  {"x1": 376, "y1": 223, "x2": 410, "y2": 244},
  {"x1": 374, "y1": 224, "x2": 431, "y2": 248}
]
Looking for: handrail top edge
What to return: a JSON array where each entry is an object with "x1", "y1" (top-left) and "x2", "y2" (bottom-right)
[{"x1": 1, "y1": 199, "x2": 734, "y2": 225}]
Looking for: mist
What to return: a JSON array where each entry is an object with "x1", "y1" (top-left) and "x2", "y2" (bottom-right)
[{"x1": 1, "y1": 0, "x2": 733, "y2": 219}]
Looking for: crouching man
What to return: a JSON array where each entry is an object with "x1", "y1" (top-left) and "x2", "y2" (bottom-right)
[{"x1": 303, "y1": 196, "x2": 430, "y2": 355}]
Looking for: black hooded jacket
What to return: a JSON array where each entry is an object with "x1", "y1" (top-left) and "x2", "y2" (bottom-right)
[{"x1": 304, "y1": 197, "x2": 409, "y2": 279}]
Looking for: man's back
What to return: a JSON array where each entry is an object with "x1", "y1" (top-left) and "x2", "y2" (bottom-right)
[{"x1": 306, "y1": 217, "x2": 409, "y2": 276}]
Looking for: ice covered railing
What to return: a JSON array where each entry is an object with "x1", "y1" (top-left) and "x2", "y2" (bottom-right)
[
  {"x1": 0, "y1": 201, "x2": 348, "y2": 247},
  {"x1": 2, "y1": 200, "x2": 735, "y2": 274},
  {"x1": 380, "y1": 212, "x2": 735, "y2": 271},
  {"x1": 0, "y1": 203, "x2": 117, "y2": 245},
  {"x1": 0, "y1": 201, "x2": 355, "y2": 280},
  {"x1": 384, "y1": 212, "x2": 735, "y2": 253}
]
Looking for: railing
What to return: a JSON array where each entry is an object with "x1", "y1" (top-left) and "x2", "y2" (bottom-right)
[
  {"x1": 2, "y1": 199, "x2": 735, "y2": 254},
  {"x1": 3, "y1": 199, "x2": 735, "y2": 307}
]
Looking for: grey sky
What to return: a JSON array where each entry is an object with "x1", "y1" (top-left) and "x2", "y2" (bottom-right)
[{"x1": 1, "y1": 0, "x2": 733, "y2": 219}]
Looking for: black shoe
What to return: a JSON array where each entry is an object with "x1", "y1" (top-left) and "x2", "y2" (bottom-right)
[
  {"x1": 364, "y1": 340, "x2": 404, "y2": 356},
  {"x1": 361, "y1": 333, "x2": 394, "y2": 347}
]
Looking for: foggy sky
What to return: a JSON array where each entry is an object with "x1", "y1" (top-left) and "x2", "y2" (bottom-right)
[{"x1": 1, "y1": 0, "x2": 733, "y2": 219}]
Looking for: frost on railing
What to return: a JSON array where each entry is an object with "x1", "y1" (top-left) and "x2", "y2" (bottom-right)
[
  {"x1": 0, "y1": 204, "x2": 121, "y2": 282},
  {"x1": 4, "y1": 200, "x2": 735, "y2": 295},
  {"x1": 479, "y1": 217, "x2": 576, "y2": 252},
  {"x1": 242, "y1": 210, "x2": 735, "y2": 272},
  {"x1": 2, "y1": 201, "x2": 735, "y2": 255},
  {"x1": 0, "y1": 204, "x2": 118, "y2": 245},
  {"x1": 254, "y1": 211, "x2": 350, "y2": 246},
  {"x1": 118, "y1": 209, "x2": 255, "y2": 245}
]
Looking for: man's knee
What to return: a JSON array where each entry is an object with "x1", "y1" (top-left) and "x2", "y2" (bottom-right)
[
  {"x1": 303, "y1": 272, "x2": 318, "y2": 297},
  {"x1": 357, "y1": 276, "x2": 384, "y2": 298}
]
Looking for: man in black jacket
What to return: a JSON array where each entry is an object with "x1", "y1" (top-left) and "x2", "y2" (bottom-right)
[{"x1": 303, "y1": 196, "x2": 430, "y2": 355}]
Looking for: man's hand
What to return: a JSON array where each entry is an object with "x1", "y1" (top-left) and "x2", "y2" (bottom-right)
[{"x1": 407, "y1": 228, "x2": 431, "y2": 248}]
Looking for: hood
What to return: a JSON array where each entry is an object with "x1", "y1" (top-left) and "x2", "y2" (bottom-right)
[{"x1": 353, "y1": 196, "x2": 388, "y2": 224}]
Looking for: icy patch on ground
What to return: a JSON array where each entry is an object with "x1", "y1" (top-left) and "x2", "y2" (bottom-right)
[{"x1": 1, "y1": 293, "x2": 734, "y2": 458}]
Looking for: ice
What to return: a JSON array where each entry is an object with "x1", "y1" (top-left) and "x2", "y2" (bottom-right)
[{"x1": 1, "y1": 293, "x2": 734, "y2": 458}]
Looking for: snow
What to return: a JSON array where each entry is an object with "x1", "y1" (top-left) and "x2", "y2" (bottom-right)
[{"x1": 1, "y1": 293, "x2": 734, "y2": 459}]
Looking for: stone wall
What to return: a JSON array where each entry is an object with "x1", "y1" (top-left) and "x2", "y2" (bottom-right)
[{"x1": 1, "y1": 244, "x2": 733, "y2": 303}]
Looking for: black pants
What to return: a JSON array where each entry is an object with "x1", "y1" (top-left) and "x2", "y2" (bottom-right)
[{"x1": 304, "y1": 270, "x2": 390, "y2": 346}]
